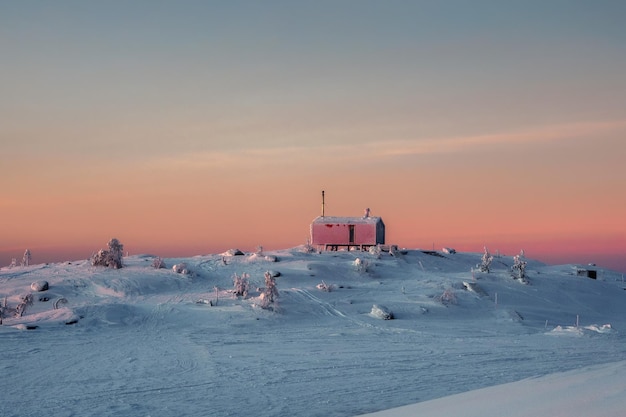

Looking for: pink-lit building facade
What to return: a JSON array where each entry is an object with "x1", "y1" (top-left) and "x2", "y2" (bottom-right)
[{"x1": 310, "y1": 214, "x2": 385, "y2": 251}]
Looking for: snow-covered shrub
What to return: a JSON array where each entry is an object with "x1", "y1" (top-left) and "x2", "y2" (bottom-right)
[
  {"x1": 301, "y1": 239, "x2": 315, "y2": 253},
  {"x1": 354, "y1": 257, "x2": 369, "y2": 273},
  {"x1": 369, "y1": 245, "x2": 382, "y2": 259},
  {"x1": 511, "y1": 251, "x2": 528, "y2": 283},
  {"x1": 91, "y1": 238, "x2": 124, "y2": 269},
  {"x1": 151, "y1": 257, "x2": 166, "y2": 269},
  {"x1": 437, "y1": 288, "x2": 457, "y2": 306},
  {"x1": 370, "y1": 304, "x2": 394, "y2": 320},
  {"x1": 442, "y1": 247, "x2": 456, "y2": 255},
  {"x1": 316, "y1": 280, "x2": 334, "y2": 292},
  {"x1": 172, "y1": 263, "x2": 189, "y2": 274},
  {"x1": 260, "y1": 271, "x2": 279, "y2": 309},
  {"x1": 233, "y1": 273, "x2": 250, "y2": 297},
  {"x1": 479, "y1": 246, "x2": 493, "y2": 273}
]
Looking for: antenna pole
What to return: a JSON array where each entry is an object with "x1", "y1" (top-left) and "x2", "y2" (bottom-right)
[{"x1": 321, "y1": 190, "x2": 325, "y2": 217}]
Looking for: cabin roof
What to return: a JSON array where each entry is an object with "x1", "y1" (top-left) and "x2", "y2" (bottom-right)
[{"x1": 311, "y1": 216, "x2": 383, "y2": 225}]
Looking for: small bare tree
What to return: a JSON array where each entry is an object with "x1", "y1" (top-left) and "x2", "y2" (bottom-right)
[{"x1": 15, "y1": 294, "x2": 34, "y2": 317}]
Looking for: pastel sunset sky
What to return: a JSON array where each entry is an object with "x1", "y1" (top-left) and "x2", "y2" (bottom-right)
[{"x1": 1, "y1": 1, "x2": 625, "y2": 272}]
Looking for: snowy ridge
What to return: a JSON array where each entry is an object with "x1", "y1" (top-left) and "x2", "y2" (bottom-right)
[{"x1": 1, "y1": 247, "x2": 625, "y2": 417}]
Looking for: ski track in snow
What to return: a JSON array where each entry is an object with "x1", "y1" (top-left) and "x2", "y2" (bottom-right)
[{"x1": 1, "y1": 249, "x2": 625, "y2": 417}]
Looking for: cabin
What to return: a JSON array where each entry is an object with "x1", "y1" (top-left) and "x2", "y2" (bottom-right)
[
  {"x1": 576, "y1": 267, "x2": 598, "y2": 279},
  {"x1": 310, "y1": 209, "x2": 385, "y2": 251}
]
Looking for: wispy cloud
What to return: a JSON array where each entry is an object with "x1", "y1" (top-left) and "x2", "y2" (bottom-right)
[
  {"x1": 144, "y1": 119, "x2": 626, "y2": 171},
  {"x1": 371, "y1": 120, "x2": 626, "y2": 158}
]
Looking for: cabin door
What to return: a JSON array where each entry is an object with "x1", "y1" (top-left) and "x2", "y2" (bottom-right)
[{"x1": 349, "y1": 225, "x2": 355, "y2": 244}]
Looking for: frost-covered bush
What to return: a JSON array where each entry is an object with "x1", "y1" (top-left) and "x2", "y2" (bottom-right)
[
  {"x1": 260, "y1": 271, "x2": 279, "y2": 309},
  {"x1": 91, "y1": 238, "x2": 124, "y2": 269},
  {"x1": 354, "y1": 258, "x2": 369, "y2": 274},
  {"x1": 511, "y1": 251, "x2": 528, "y2": 283},
  {"x1": 479, "y1": 247, "x2": 493, "y2": 273},
  {"x1": 172, "y1": 263, "x2": 189, "y2": 275},
  {"x1": 369, "y1": 245, "x2": 382, "y2": 259},
  {"x1": 316, "y1": 280, "x2": 334, "y2": 292},
  {"x1": 301, "y1": 239, "x2": 316, "y2": 253},
  {"x1": 233, "y1": 273, "x2": 250, "y2": 297},
  {"x1": 437, "y1": 288, "x2": 457, "y2": 306},
  {"x1": 152, "y1": 257, "x2": 166, "y2": 269}
]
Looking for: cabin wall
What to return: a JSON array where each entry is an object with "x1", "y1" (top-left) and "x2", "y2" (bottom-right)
[
  {"x1": 311, "y1": 222, "x2": 383, "y2": 246},
  {"x1": 354, "y1": 223, "x2": 377, "y2": 245}
]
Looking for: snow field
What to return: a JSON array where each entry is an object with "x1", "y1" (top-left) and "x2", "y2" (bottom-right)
[{"x1": 1, "y1": 248, "x2": 625, "y2": 416}]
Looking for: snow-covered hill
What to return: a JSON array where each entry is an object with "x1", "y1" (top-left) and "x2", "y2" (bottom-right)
[{"x1": 1, "y1": 248, "x2": 625, "y2": 416}]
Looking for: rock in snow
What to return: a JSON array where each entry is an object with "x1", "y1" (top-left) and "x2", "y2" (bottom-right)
[
  {"x1": 370, "y1": 304, "x2": 394, "y2": 320},
  {"x1": 30, "y1": 280, "x2": 49, "y2": 292}
]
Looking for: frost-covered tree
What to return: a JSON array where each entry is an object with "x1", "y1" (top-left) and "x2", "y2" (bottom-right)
[
  {"x1": 479, "y1": 246, "x2": 493, "y2": 273},
  {"x1": 91, "y1": 238, "x2": 124, "y2": 269},
  {"x1": 107, "y1": 238, "x2": 124, "y2": 268},
  {"x1": 260, "y1": 271, "x2": 279, "y2": 309},
  {"x1": 233, "y1": 273, "x2": 250, "y2": 297},
  {"x1": 21, "y1": 249, "x2": 31, "y2": 267},
  {"x1": 511, "y1": 250, "x2": 528, "y2": 282}
]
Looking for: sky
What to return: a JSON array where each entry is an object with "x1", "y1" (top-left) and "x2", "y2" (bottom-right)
[{"x1": 1, "y1": 1, "x2": 625, "y2": 272}]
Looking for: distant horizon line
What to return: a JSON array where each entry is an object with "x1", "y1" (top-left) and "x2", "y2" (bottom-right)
[{"x1": 1, "y1": 244, "x2": 624, "y2": 274}]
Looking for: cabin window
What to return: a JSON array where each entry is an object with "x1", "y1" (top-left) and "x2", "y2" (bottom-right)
[{"x1": 349, "y1": 225, "x2": 355, "y2": 244}]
